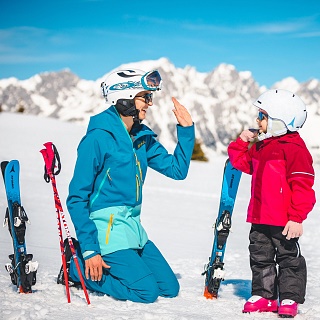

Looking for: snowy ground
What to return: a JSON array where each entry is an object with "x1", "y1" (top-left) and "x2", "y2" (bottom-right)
[{"x1": 0, "y1": 112, "x2": 319, "y2": 320}]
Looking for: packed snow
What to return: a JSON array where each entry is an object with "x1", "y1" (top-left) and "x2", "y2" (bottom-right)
[{"x1": 0, "y1": 112, "x2": 319, "y2": 320}]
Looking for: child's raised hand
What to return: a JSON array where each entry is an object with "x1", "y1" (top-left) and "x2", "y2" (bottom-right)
[
  {"x1": 282, "y1": 221, "x2": 303, "y2": 240},
  {"x1": 239, "y1": 130, "x2": 257, "y2": 142}
]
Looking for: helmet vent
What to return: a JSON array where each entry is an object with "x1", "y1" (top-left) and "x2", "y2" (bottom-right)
[
  {"x1": 257, "y1": 100, "x2": 262, "y2": 104},
  {"x1": 293, "y1": 94, "x2": 295, "y2": 97},
  {"x1": 117, "y1": 72, "x2": 138, "y2": 78},
  {"x1": 276, "y1": 90, "x2": 278, "y2": 93}
]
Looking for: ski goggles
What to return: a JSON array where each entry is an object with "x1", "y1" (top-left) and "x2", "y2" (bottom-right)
[
  {"x1": 141, "y1": 70, "x2": 162, "y2": 91},
  {"x1": 258, "y1": 111, "x2": 268, "y2": 121},
  {"x1": 136, "y1": 93, "x2": 153, "y2": 104}
]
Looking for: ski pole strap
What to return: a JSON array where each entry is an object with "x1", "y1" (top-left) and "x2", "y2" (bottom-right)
[
  {"x1": 43, "y1": 166, "x2": 50, "y2": 183},
  {"x1": 40, "y1": 142, "x2": 62, "y2": 182},
  {"x1": 51, "y1": 144, "x2": 61, "y2": 176}
]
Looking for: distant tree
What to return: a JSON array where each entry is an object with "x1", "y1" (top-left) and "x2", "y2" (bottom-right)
[
  {"x1": 16, "y1": 101, "x2": 25, "y2": 113},
  {"x1": 0, "y1": 104, "x2": 2, "y2": 113},
  {"x1": 191, "y1": 139, "x2": 208, "y2": 162},
  {"x1": 17, "y1": 106, "x2": 25, "y2": 113}
]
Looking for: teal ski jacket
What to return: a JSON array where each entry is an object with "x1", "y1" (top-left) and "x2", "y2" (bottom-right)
[{"x1": 67, "y1": 106, "x2": 195, "y2": 258}]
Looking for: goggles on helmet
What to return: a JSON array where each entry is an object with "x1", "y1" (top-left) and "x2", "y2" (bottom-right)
[{"x1": 141, "y1": 70, "x2": 162, "y2": 91}]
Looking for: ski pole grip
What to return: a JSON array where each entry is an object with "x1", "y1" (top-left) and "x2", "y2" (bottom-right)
[
  {"x1": 40, "y1": 149, "x2": 51, "y2": 183},
  {"x1": 40, "y1": 142, "x2": 62, "y2": 178}
]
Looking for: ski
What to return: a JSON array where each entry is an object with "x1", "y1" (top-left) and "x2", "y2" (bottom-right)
[
  {"x1": 202, "y1": 158, "x2": 242, "y2": 299},
  {"x1": 1, "y1": 160, "x2": 38, "y2": 293}
]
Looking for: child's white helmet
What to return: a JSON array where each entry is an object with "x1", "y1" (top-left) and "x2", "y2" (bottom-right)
[
  {"x1": 253, "y1": 89, "x2": 307, "y2": 136},
  {"x1": 101, "y1": 69, "x2": 162, "y2": 105}
]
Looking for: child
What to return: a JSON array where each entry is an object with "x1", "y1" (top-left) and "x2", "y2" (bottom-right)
[{"x1": 228, "y1": 89, "x2": 316, "y2": 318}]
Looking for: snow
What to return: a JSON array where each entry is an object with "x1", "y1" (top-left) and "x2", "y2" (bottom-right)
[
  {"x1": 0, "y1": 77, "x2": 19, "y2": 87},
  {"x1": 307, "y1": 79, "x2": 319, "y2": 91},
  {"x1": 272, "y1": 78, "x2": 301, "y2": 93},
  {"x1": 0, "y1": 112, "x2": 320, "y2": 319}
]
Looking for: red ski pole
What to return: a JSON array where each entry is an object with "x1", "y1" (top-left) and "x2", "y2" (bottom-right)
[
  {"x1": 40, "y1": 146, "x2": 70, "y2": 303},
  {"x1": 40, "y1": 142, "x2": 91, "y2": 305}
]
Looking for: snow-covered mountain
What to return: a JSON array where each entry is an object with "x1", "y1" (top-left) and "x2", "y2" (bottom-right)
[{"x1": 1, "y1": 58, "x2": 319, "y2": 160}]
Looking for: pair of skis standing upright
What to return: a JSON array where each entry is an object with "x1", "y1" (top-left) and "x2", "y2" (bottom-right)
[{"x1": 1, "y1": 143, "x2": 241, "y2": 301}]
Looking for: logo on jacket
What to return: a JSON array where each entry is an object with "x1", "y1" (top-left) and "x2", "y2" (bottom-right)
[{"x1": 137, "y1": 140, "x2": 146, "y2": 149}]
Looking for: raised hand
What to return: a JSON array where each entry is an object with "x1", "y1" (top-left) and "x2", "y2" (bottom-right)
[
  {"x1": 172, "y1": 97, "x2": 193, "y2": 127},
  {"x1": 239, "y1": 129, "x2": 258, "y2": 142}
]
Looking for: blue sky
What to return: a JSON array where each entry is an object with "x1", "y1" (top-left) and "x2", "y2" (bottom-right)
[{"x1": 1, "y1": 0, "x2": 319, "y2": 87}]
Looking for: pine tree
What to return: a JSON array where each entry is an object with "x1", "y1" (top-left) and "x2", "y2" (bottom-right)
[
  {"x1": 16, "y1": 101, "x2": 25, "y2": 113},
  {"x1": 192, "y1": 139, "x2": 208, "y2": 162}
]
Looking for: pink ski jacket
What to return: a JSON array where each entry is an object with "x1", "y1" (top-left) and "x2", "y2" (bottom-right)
[{"x1": 228, "y1": 133, "x2": 316, "y2": 226}]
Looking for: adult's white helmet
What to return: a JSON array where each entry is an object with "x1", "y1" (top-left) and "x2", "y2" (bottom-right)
[
  {"x1": 101, "y1": 69, "x2": 162, "y2": 105},
  {"x1": 253, "y1": 89, "x2": 307, "y2": 137}
]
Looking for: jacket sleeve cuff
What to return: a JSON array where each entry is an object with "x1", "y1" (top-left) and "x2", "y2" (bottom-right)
[
  {"x1": 236, "y1": 136, "x2": 250, "y2": 146},
  {"x1": 83, "y1": 251, "x2": 99, "y2": 260},
  {"x1": 177, "y1": 122, "x2": 195, "y2": 135},
  {"x1": 287, "y1": 213, "x2": 304, "y2": 223}
]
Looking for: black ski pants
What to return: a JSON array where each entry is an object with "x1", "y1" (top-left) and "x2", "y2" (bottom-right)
[{"x1": 249, "y1": 224, "x2": 306, "y2": 303}]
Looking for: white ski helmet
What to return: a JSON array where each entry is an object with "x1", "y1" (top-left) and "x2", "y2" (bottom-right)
[
  {"x1": 101, "y1": 69, "x2": 162, "y2": 104},
  {"x1": 253, "y1": 89, "x2": 307, "y2": 137}
]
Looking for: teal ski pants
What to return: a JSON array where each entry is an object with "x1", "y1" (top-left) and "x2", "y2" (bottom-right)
[{"x1": 69, "y1": 240, "x2": 179, "y2": 303}]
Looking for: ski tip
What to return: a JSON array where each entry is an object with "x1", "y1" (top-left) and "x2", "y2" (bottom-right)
[
  {"x1": 1, "y1": 161, "x2": 9, "y2": 178},
  {"x1": 203, "y1": 287, "x2": 218, "y2": 299}
]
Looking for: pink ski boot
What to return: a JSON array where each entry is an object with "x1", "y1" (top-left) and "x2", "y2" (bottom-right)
[
  {"x1": 278, "y1": 299, "x2": 298, "y2": 318},
  {"x1": 242, "y1": 295, "x2": 278, "y2": 313}
]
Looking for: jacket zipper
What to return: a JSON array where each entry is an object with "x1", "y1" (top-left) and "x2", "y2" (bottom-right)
[
  {"x1": 134, "y1": 153, "x2": 143, "y2": 181},
  {"x1": 90, "y1": 168, "x2": 111, "y2": 208},
  {"x1": 136, "y1": 174, "x2": 140, "y2": 201},
  {"x1": 105, "y1": 214, "x2": 114, "y2": 244},
  {"x1": 106, "y1": 168, "x2": 112, "y2": 185},
  {"x1": 134, "y1": 152, "x2": 143, "y2": 202}
]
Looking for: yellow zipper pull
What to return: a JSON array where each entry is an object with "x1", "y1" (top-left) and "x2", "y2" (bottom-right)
[
  {"x1": 134, "y1": 152, "x2": 143, "y2": 180},
  {"x1": 105, "y1": 214, "x2": 114, "y2": 244},
  {"x1": 136, "y1": 174, "x2": 142, "y2": 201}
]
